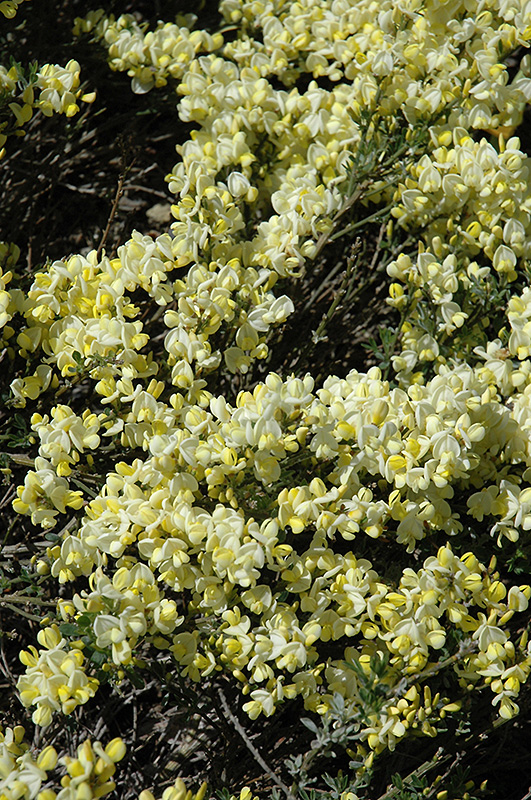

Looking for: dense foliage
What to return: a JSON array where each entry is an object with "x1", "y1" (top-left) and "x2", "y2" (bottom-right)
[{"x1": 1, "y1": 1, "x2": 531, "y2": 799}]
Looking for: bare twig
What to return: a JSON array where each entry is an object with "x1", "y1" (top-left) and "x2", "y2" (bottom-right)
[
  {"x1": 369, "y1": 220, "x2": 388, "y2": 272},
  {"x1": 97, "y1": 170, "x2": 128, "y2": 260},
  {"x1": 0, "y1": 518, "x2": 17, "y2": 554},
  {"x1": 0, "y1": 634, "x2": 17, "y2": 686},
  {"x1": 0, "y1": 485, "x2": 15, "y2": 510},
  {"x1": 218, "y1": 687, "x2": 295, "y2": 800}
]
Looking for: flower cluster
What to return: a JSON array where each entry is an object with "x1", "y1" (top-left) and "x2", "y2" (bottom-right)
[
  {"x1": 35, "y1": 60, "x2": 96, "y2": 118},
  {"x1": 74, "y1": 11, "x2": 223, "y2": 94},
  {"x1": 0, "y1": 57, "x2": 95, "y2": 160},
  {"x1": 0, "y1": 726, "x2": 126, "y2": 800},
  {"x1": 17, "y1": 625, "x2": 99, "y2": 727},
  {"x1": 386, "y1": 127, "x2": 531, "y2": 381},
  {"x1": 0, "y1": 63, "x2": 33, "y2": 159},
  {"x1": 13, "y1": 365, "x2": 531, "y2": 753},
  {"x1": 7, "y1": 0, "x2": 528, "y2": 412},
  {"x1": 13, "y1": 456, "x2": 84, "y2": 529}
]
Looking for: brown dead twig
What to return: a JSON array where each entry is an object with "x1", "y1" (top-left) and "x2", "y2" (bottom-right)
[{"x1": 218, "y1": 687, "x2": 296, "y2": 800}]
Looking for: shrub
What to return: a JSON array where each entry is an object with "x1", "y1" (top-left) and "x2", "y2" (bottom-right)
[{"x1": 1, "y1": 1, "x2": 531, "y2": 799}]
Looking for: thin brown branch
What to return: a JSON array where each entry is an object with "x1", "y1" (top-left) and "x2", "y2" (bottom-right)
[
  {"x1": 218, "y1": 687, "x2": 295, "y2": 800},
  {"x1": 96, "y1": 170, "x2": 128, "y2": 260}
]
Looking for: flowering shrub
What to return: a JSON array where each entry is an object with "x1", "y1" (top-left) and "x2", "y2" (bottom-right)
[
  {"x1": 0, "y1": 726, "x2": 126, "y2": 800},
  {"x1": 2, "y1": 0, "x2": 531, "y2": 799},
  {"x1": 0, "y1": 60, "x2": 95, "y2": 161}
]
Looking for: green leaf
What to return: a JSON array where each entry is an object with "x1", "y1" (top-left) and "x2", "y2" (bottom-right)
[
  {"x1": 127, "y1": 668, "x2": 145, "y2": 689},
  {"x1": 90, "y1": 650, "x2": 107, "y2": 665},
  {"x1": 59, "y1": 623, "x2": 79, "y2": 636}
]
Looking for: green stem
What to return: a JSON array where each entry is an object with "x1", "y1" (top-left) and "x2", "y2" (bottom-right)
[
  {"x1": 312, "y1": 240, "x2": 361, "y2": 342},
  {"x1": 0, "y1": 600, "x2": 49, "y2": 621},
  {"x1": 328, "y1": 202, "x2": 394, "y2": 242},
  {"x1": 0, "y1": 593, "x2": 54, "y2": 606},
  {"x1": 291, "y1": 241, "x2": 361, "y2": 373},
  {"x1": 70, "y1": 477, "x2": 99, "y2": 498}
]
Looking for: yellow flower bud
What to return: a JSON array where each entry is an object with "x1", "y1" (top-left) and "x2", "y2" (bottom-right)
[
  {"x1": 37, "y1": 746, "x2": 59, "y2": 771},
  {"x1": 105, "y1": 738, "x2": 126, "y2": 763}
]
